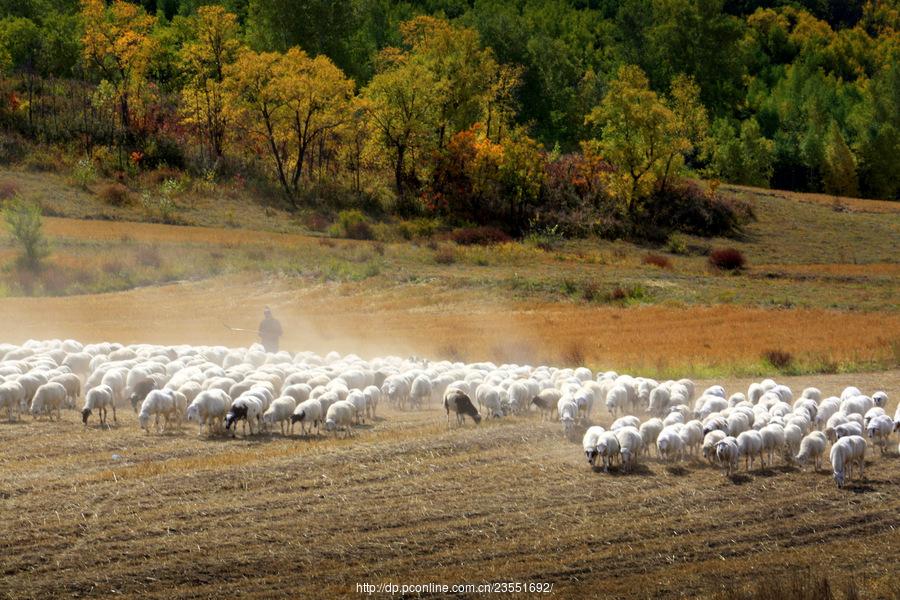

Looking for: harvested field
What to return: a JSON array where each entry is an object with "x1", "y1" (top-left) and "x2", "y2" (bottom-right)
[{"x1": 1, "y1": 372, "x2": 898, "y2": 599}]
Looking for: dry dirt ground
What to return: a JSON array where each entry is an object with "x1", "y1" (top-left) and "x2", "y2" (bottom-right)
[
  {"x1": 0, "y1": 274, "x2": 897, "y2": 376},
  {"x1": 1, "y1": 370, "x2": 899, "y2": 600}
]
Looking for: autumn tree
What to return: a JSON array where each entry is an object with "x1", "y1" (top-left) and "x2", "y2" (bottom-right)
[
  {"x1": 80, "y1": 0, "x2": 156, "y2": 131},
  {"x1": 223, "y1": 48, "x2": 354, "y2": 204},
  {"x1": 584, "y1": 65, "x2": 689, "y2": 215},
  {"x1": 179, "y1": 5, "x2": 243, "y2": 163}
]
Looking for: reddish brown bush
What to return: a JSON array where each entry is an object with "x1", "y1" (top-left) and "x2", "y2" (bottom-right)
[
  {"x1": 708, "y1": 247, "x2": 746, "y2": 271},
  {"x1": 642, "y1": 253, "x2": 673, "y2": 269},
  {"x1": 763, "y1": 349, "x2": 793, "y2": 370},
  {"x1": 98, "y1": 183, "x2": 131, "y2": 207},
  {"x1": 450, "y1": 226, "x2": 511, "y2": 246},
  {"x1": 0, "y1": 179, "x2": 20, "y2": 200}
]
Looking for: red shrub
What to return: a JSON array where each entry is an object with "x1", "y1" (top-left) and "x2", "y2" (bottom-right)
[
  {"x1": 708, "y1": 247, "x2": 746, "y2": 271},
  {"x1": 450, "y1": 226, "x2": 511, "y2": 246},
  {"x1": 642, "y1": 253, "x2": 673, "y2": 269}
]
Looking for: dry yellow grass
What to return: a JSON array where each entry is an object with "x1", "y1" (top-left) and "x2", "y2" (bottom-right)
[
  {"x1": 1, "y1": 372, "x2": 898, "y2": 599},
  {"x1": 0, "y1": 276, "x2": 895, "y2": 374},
  {"x1": 722, "y1": 184, "x2": 900, "y2": 214}
]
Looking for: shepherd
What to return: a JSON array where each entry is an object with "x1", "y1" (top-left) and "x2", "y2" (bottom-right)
[{"x1": 258, "y1": 306, "x2": 283, "y2": 353}]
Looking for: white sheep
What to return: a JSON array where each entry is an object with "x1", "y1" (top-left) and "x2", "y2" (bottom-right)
[
  {"x1": 679, "y1": 420, "x2": 703, "y2": 457},
  {"x1": 30, "y1": 382, "x2": 67, "y2": 421},
  {"x1": 0, "y1": 381, "x2": 25, "y2": 421},
  {"x1": 783, "y1": 423, "x2": 803, "y2": 458},
  {"x1": 409, "y1": 375, "x2": 432, "y2": 409},
  {"x1": 872, "y1": 391, "x2": 888, "y2": 408},
  {"x1": 558, "y1": 398, "x2": 578, "y2": 436},
  {"x1": 611, "y1": 415, "x2": 640, "y2": 431},
  {"x1": 639, "y1": 418, "x2": 664, "y2": 457},
  {"x1": 362, "y1": 385, "x2": 381, "y2": 420},
  {"x1": 582, "y1": 426, "x2": 606, "y2": 468},
  {"x1": 346, "y1": 390, "x2": 368, "y2": 424},
  {"x1": 605, "y1": 385, "x2": 628, "y2": 416},
  {"x1": 325, "y1": 400, "x2": 355, "y2": 437},
  {"x1": 656, "y1": 426, "x2": 684, "y2": 463},
  {"x1": 186, "y1": 389, "x2": 229, "y2": 435},
  {"x1": 833, "y1": 422, "x2": 864, "y2": 441},
  {"x1": 794, "y1": 431, "x2": 827, "y2": 471},
  {"x1": 476, "y1": 384, "x2": 503, "y2": 419},
  {"x1": 139, "y1": 389, "x2": 184, "y2": 433},
  {"x1": 615, "y1": 426, "x2": 643, "y2": 473},
  {"x1": 736, "y1": 430, "x2": 764, "y2": 471},
  {"x1": 702, "y1": 430, "x2": 726, "y2": 463},
  {"x1": 830, "y1": 435, "x2": 867, "y2": 488},
  {"x1": 715, "y1": 437, "x2": 740, "y2": 476},
  {"x1": 759, "y1": 424, "x2": 785, "y2": 467},
  {"x1": 532, "y1": 388, "x2": 561, "y2": 420},
  {"x1": 262, "y1": 396, "x2": 297, "y2": 435},
  {"x1": 81, "y1": 384, "x2": 116, "y2": 427},
  {"x1": 595, "y1": 431, "x2": 621, "y2": 472},
  {"x1": 866, "y1": 414, "x2": 894, "y2": 456},
  {"x1": 291, "y1": 398, "x2": 323, "y2": 436}
]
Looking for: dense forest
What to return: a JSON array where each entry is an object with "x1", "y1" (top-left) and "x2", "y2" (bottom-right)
[{"x1": 0, "y1": 0, "x2": 897, "y2": 236}]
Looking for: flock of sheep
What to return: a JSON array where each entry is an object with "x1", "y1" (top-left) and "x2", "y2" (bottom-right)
[
  {"x1": 0, "y1": 339, "x2": 895, "y2": 489},
  {"x1": 573, "y1": 376, "x2": 894, "y2": 488}
]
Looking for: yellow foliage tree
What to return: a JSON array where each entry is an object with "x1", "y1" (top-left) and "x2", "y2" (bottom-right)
[
  {"x1": 179, "y1": 5, "x2": 243, "y2": 162},
  {"x1": 80, "y1": 0, "x2": 156, "y2": 131}
]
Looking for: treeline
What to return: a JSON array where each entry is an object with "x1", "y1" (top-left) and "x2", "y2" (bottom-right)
[{"x1": 0, "y1": 0, "x2": 897, "y2": 236}]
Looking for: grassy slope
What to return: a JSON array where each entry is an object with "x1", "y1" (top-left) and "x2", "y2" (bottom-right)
[{"x1": 0, "y1": 167, "x2": 898, "y2": 374}]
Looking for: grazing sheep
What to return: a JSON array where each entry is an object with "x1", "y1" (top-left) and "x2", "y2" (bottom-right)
[
  {"x1": 715, "y1": 437, "x2": 740, "y2": 476},
  {"x1": 582, "y1": 426, "x2": 606, "y2": 467},
  {"x1": 736, "y1": 430, "x2": 764, "y2": 471},
  {"x1": 605, "y1": 385, "x2": 628, "y2": 416},
  {"x1": 0, "y1": 381, "x2": 26, "y2": 421},
  {"x1": 138, "y1": 389, "x2": 184, "y2": 433},
  {"x1": 702, "y1": 430, "x2": 727, "y2": 463},
  {"x1": 830, "y1": 435, "x2": 867, "y2": 488},
  {"x1": 262, "y1": 396, "x2": 297, "y2": 435},
  {"x1": 50, "y1": 373, "x2": 82, "y2": 408},
  {"x1": 759, "y1": 424, "x2": 785, "y2": 466},
  {"x1": 444, "y1": 389, "x2": 481, "y2": 428},
  {"x1": 476, "y1": 384, "x2": 503, "y2": 419},
  {"x1": 866, "y1": 415, "x2": 894, "y2": 456},
  {"x1": 129, "y1": 377, "x2": 157, "y2": 413},
  {"x1": 186, "y1": 389, "x2": 229, "y2": 435},
  {"x1": 794, "y1": 431, "x2": 827, "y2": 471},
  {"x1": 615, "y1": 426, "x2": 643, "y2": 473},
  {"x1": 362, "y1": 385, "x2": 381, "y2": 420},
  {"x1": 31, "y1": 382, "x2": 67, "y2": 421},
  {"x1": 409, "y1": 375, "x2": 432, "y2": 410},
  {"x1": 532, "y1": 389, "x2": 561, "y2": 420},
  {"x1": 833, "y1": 422, "x2": 864, "y2": 441},
  {"x1": 82, "y1": 384, "x2": 115, "y2": 427},
  {"x1": 679, "y1": 420, "x2": 704, "y2": 457},
  {"x1": 224, "y1": 395, "x2": 263, "y2": 437},
  {"x1": 611, "y1": 415, "x2": 640, "y2": 431},
  {"x1": 324, "y1": 400, "x2": 355, "y2": 438},
  {"x1": 648, "y1": 387, "x2": 671, "y2": 416},
  {"x1": 290, "y1": 399, "x2": 323, "y2": 436},
  {"x1": 783, "y1": 423, "x2": 804, "y2": 458},
  {"x1": 656, "y1": 426, "x2": 684, "y2": 463},
  {"x1": 872, "y1": 391, "x2": 888, "y2": 408},
  {"x1": 639, "y1": 418, "x2": 664, "y2": 457},
  {"x1": 840, "y1": 395, "x2": 874, "y2": 417}
]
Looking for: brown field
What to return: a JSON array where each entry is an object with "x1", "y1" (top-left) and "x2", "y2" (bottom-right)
[
  {"x1": 0, "y1": 275, "x2": 898, "y2": 376},
  {"x1": 1, "y1": 371, "x2": 898, "y2": 599}
]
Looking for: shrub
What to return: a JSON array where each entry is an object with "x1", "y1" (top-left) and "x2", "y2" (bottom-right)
[
  {"x1": 398, "y1": 218, "x2": 439, "y2": 240},
  {"x1": 330, "y1": 209, "x2": 374, "y2": 240},
  {"x1": 450, "y1": 226, "x2": 511, "y2": 246},
  {"x1": 642, "y1": 253, "x2": 673, "y2": 269},
  {"x1": 645, "y1": 180, "x2": 755, "y2": 238},
  {"x1": 22, "y1": 149, "x2": 64, "y2": 172},
  {"x1": 99, "y1": 183, "x2": 131, "y2": 207},
  {"x1": 3, "y1": 198, "x2": 49, "y2": 270},
  {"x1": 665, "y1": 233, "x2": 689, "y2": 255},
  {"x1": 581, "y1": 281, "x2": 600, "y2": 302},
  {"x1": 709, "y1": 247, "x2": 746, "y2": 271},
  {"x1": 140, "y1": 190, "x2": 178, "y2": 223},
  {"x1": 72, "y1": 158, "x2": 97, "y2": 189},
  {"x1": 0, "y1": 179, "x2": 20, "y2": 200},
  {"x1": 524, "y1": 222, "x2": 563, "y2": 251},
  {"x1": 605, "y1": 284, "x2": 649, "y2": 303},
  {"x1": 135, "y1": 244, "x2": 163, "y2": 268},
  {"x1": 763, "y1": 349, "x2": 793, "y2": 370},
  {"x1": 433, "y1": 245, "x2": 456, "y2": 264}
]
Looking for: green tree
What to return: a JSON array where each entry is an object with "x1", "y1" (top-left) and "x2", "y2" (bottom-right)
[
  {"x1": 4, "y1": 198, "x2": 49, "y2": 271},
  {"x1": 707, "y1": 117, "x2": 775, "y2": 187},
  {"x1": 822, "y1": 122, "x2": 859, "y2": 196}
]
